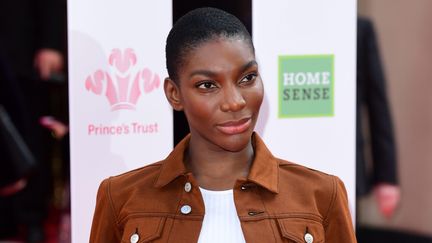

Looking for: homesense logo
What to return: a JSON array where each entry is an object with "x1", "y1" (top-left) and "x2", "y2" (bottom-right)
[{"x1": 278, "y1": 54, "x2": 334, "y2": 118}]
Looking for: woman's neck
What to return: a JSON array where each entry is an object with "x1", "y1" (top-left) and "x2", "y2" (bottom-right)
[{"x1": 186, "y1": 135, "x2": 254, "y2": 191}]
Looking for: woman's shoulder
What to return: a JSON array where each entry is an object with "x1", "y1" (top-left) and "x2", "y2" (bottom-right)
[
  {"x1": 276, "y1": 158, "x2": 343, "y2": 196},
  {"x1": 95, "y1": 161, "x2": 169, "y2": 219},
  {"x1": 278, "y1": 159, "x2": 335, "y2": 180},
  {"x1": 273, "y1": 158, "x2": 348, "y2": 221},
  {"x1": 105, "y1": 160, "x2": 164, "y2": 189},
  {"x1": 97, "y1": 160, "x2": 164, "y2": 203},
  {"x1": 253, "y1": 133, "x2": 343, "y2": 193}
]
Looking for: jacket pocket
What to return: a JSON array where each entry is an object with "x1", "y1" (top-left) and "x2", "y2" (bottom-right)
[
  {"x1": 276, "y1": 217, "x2": 325, "y2": 243},
  {"x1": 121, "y1": 217, "x2": 166, "y2": 243}
]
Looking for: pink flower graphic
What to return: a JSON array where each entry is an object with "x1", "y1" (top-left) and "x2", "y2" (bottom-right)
[{"x1": 85, "y1": 48, "x2": 160, "y2": 111}]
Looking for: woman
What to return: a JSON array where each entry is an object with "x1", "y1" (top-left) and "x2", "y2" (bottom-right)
[{"x1": 90, "y1": 7, "x2": 357, "y2": 243}]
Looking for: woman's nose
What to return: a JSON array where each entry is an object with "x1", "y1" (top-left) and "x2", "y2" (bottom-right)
[{"x1": 220, "y1": 86, "x2": 246, "y2": 112}]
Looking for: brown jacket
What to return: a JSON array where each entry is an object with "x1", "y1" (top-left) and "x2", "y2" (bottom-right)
[{"x1": 90, "y1": 134, "x2": 357, "y2": 243}]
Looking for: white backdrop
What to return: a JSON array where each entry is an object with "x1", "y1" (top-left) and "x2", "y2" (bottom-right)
[
  {"x1": 253, "y1": 0, "x2": 357, "y2": 217},
  {"x1": 68, "y1": 1, "x2": 357, "y2": 241},
  {"x1": 67, "y1": 1, "x2": 172, "y2": 242}
]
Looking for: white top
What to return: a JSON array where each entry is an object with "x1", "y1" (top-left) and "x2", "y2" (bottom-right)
[{"x1": 197, "y1": 187, "x2": 246, "y2": 243}]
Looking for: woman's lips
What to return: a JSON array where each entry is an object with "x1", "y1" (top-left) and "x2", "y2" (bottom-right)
[{"x1": 216, "y1": 117, "x2": 252, "y2": 135}]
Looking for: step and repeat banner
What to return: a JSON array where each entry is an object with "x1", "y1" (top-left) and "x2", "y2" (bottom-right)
[
  {"x1": 253, "y1": 0, "x2": 357, "y2": 215},
  {"x1": 68, "y1": 0, "x2": 172, "y2": 241},
  {"x1": 68, "y1": 1, "x2": 356, "y2": 241}
]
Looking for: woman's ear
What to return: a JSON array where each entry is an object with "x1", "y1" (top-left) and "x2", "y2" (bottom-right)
[{"x1": 164, "y1": 78, "x2": 183, "y2": 111}]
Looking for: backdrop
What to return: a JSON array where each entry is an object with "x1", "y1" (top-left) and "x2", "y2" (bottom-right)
[
  {"x1": 67, "y1": 0, "x2": 172, "y2": 241},
  {"x1": 68, "y1": 1, "x2": 356, "y2": 241},
  {"x1": 253, "y1": 0, "x2": 357, "y2": 216}
]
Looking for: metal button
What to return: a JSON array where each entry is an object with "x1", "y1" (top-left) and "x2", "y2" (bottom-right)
[
  {"x1": 184, "y1": 182, "x2": 192, "y2": 192},
  {"x1": 304, "y1": 233, "x2": 313, "y2": 243},
  {"x1": 241, "y1": 183, "x2": 255, "y2": 190},
  {"x1": 180, "y1": 205, "x2": 192, "y2": 215},
  {"x1": 130, "y1": 233, "x2": 139, "y2": 243},
  {"x1": 248, "y1": 211, "x2": 264, "y2": 216}
]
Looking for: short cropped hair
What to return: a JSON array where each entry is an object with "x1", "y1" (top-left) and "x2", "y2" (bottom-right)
[{"x1": 165, "y1": 7, "x2": 254, "y2": 82}]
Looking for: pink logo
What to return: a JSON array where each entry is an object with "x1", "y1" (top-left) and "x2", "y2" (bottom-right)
[{"x1": 85, "y1": 48, "x2": 160, "y2": 111}]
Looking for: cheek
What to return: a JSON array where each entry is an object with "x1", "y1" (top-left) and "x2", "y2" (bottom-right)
[
  {"x1": 246, "y1": 82, "x2": 264, "y2": 110},
  {"x1": 182, "y1": 95, "x2": 218, "y2": 122}
]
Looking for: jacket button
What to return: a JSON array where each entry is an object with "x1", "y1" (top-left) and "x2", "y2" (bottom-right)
[
  {"x1": 180, "y1": 205, "x2": 192, "y2": 215},
  {"x1": 130, "y1": 233, "x2": 139, "y2": 243},
  {"x1": 248, "y1": 211, "x2": 264, "y2": 216},
  {"x1": 184, "y1": 182, "x2": 192, "y2": 192},
  {"x1": 304, "y1": 233, "x2": 313, "y2": 243}
]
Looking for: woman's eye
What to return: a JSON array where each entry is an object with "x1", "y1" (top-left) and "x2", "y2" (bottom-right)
[
  {"x1": 240, "y1": 73, "x2": 257, "y2": 84},
  {"x1": 196, "y1": 81, "x2": 217, "y2": 90}
]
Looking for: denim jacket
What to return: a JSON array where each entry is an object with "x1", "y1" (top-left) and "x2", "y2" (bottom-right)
[{"x1": 90, "y1": 133, "x2": 357, "y2": 243}]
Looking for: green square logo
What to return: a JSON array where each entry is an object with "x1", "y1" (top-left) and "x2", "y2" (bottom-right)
[{"x1": 278, "y1": 54, "x2": 334, "y2": 118}]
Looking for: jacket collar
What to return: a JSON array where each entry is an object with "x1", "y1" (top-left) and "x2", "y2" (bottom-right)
[{"x1": 154, "y1": 133, "x2": 279, "y2": 193}]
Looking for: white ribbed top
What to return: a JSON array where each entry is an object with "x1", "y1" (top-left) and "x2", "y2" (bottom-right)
[{"x1": 197, "y1": 187, "x2": 246, "y2": 243}]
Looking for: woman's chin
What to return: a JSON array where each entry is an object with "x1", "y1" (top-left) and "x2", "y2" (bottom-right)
[{"x1": 218, "y1": 131, "x2": 254, "y2": 153}]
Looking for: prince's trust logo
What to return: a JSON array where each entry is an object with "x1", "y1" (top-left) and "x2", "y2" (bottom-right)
[
  {"x1": 84, "y1": 48, "x2": 160, "y2": 136},
  {"x1": 278, "y1": 54, "x2": 334, "y2": 118},
  {"x1": 85, "y1": 48, "x2": 160, "y2": 111}
]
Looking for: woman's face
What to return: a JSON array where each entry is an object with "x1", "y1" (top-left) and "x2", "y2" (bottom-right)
[{"x1": 166, "y1": 37, "x2": 264, "y2": 152}]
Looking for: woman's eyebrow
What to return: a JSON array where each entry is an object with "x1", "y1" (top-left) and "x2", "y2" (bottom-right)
[
  {"x1": 188, "y1": 60, "x2": 258, "y2": 79},
  {"x1": 240, "y1": 60, "x2": 258, "y2": 73},
  {"x1": 188, "y1": 69, "x2": 217, "y2": 79}
]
